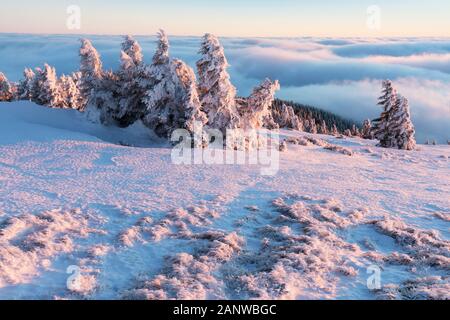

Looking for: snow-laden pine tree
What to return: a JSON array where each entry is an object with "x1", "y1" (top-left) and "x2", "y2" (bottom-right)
[
  {"x1": 239, "y1": 78, "x2": 280, "y2": 130},
  {"x1": 143, "y1": 30, "x2": 207, "y2": 139},
  {"x1": 309, "y1": 118, "x2": 318, "y2": 134},
  {"x1": 79, "y1": 39, "x2": 103, "y2": 110},
  {"x1": 89, "y1": 70, "x2": 120, "y2": 124},
  {"x1": 386, "y1": 95, "x2": 416, "y2": 150},
  {"x1": 60, "y1": 73, "x2": 83, "y2": 109},
  {"x1": 273, "y1": 103, "x2": 303, "y2": 131},
  {"x1": 121, "y1": 35, "x2": 143, "y2": 66},
  {"x1": 0, "y1": 72, "x2": 14, "y2": 102},
  {"x1": 32, "y1": 64, "x2": 64, "y2": 107},
  {"x1": 17, "y1": 68, "x2": 35, "y2": 100},
  {"x1": 142, "y1": 29, "x2": 176, "y2": 136},
  {"x1": 320, "y1": 119, "x2": 329, "y2": 135},
  {"x1": 152, "y1": 29, "x2": 169, "y2": 65},
  {"x1": 362, "y1": 119, "x2": 373, "y2": 139},
  {"x1": 112, "y1": 47, "x2": 149, "y2": 127},
  {"x1": 196, "y1": 33, "x2": 240, "y2": 133},
  {"x1": 29, "y1": 67, "x2": 43, "y2": 103},
  {"x1": 351, "y1": 124, "x2": 360, "y2": 137},
  {"x1": 372, "y1": 80, "x2": 397, "y2": 147},
  {"x1": 143, "y1": 58, "x2": 207, "y2": 139},
  {"x1": 331, "y1": 123, "x2": 339, "y2": 136}
]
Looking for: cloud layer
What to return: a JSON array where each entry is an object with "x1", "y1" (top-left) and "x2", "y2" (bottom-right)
[{"x1": 0, "y1": 34, "x2": 448, "y2": 143}]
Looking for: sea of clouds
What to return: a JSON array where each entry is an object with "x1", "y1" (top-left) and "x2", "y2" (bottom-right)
[{"x1": 0, "y1": 33, "x2": 449, "y2": 143}]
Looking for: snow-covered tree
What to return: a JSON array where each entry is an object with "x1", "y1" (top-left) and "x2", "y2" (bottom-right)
[
  {"x1": 153, "y1": 29, "x2": 170, "y2": 66},
  {"x1": 308, "y1": 118, "x2": 318, "y2": 134},
  {"x1": 17, "y1": 68, "x2": 35, "y2": 100},
  {"x1": 331, "y1": 123, "x2": 339, "y2": 136},
  {"x1": 143, "y1": 58, "x2": 207, "y2": 138},
  {"x1": 351, "y1": 124, "x2": 361, "y2": 137},
  {"x1": 319, "y1": 119, "x2": 329, "y2": 135},
  {"x1": 197, "y1": 33, "x2": 240, "y2": 133},
  {"x1": 79, "y1": 39, "x2": 103, "y2": 110},
  {"x1": 143, "y1": 31, "x2": 207, "y2": 138},
  {"x1": 171, "y1": 59, "x2": 208, "y2": 136},
  {"x1": 121, "y1": 35, "x2": 143, "y2": 66},
  {"x1": 29, "y1": 67, "x2": 43, "y2": 103},
  {"x1": 89, "y1": 70, "x2": 120, "y2": 124},
  {"x1": 362, "y1": 119, "x2": 373, "y2": 139},
  {"x1": 31, "y1": 64, "x2": 64, "y2": 107},
  {"x1": 372, "y1": 80, "x2": 397, "y2": 146},
  {"x1": 372, "y1": 80, "x2": 416, "y2": 150},
  {"x1": 239, "y1": 78, "x2": 280, "y2": 130},
  {"x1": 60, "y1": 73, "x2": 83, "y2": 109},
  {"x1": 386, "y1": 95, "x2": 416, "y2": 150},
  {"x1": 273, "y1": 103, "x2": 303, "y2": 131},
  {"x1": 0, "y1": 72, "x2": 14, "y2": 102},
  {"x1": 112, "y1": 46, "x2": 149, "y2": 127}
]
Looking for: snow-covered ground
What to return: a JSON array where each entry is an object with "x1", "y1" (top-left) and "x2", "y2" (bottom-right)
[{"x1": 0, "y1": 101, "x2": 448, "y2": 300}]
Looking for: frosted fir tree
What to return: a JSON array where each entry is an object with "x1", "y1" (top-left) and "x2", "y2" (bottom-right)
[
  {"x1": 285, "y1": 105, "x2": 303, "y2": 131},
  {"x1": 143, "y1": 58, "x2": 207, "y2": 139},
  {"x1": 170, "y1": 59, "x2": 208, "y2": 137},
  {"x1": 90, "y1": 70, "x2": 120, "y2": 124},
  {"x1": 142, "y1": 29, "x2": 171, "y2": 107},
  {"x1": 386, "y1": 95, "x2": 416, "y2": 150},
  {"x1": 113, "y1": 48, "x2": 149, "y2": 127},
  {"x1": 152, "y1": 29, "x2": 170, "y2": 66},
  {"x1": 79, "y1": 39, "x2": 103, "y2": 110},
  {"x1": 32, "y1": 64, "x2": 64, "y2": 107},
  {"x1": 143, "y1": 31, "x2": 207, "y2": 139},
  {"x1": 331, "y1": 123, "x2": 339, "y2": 136},
  {"x1": 362, "y1": 119, "x2": 373, "y2": 139},
  {"x1": 239, "y1": 78, "x2": 280, "y2": 130},
  {"x1": 17, "y1": 68, "x2": 36, "y2": 100},
  {"x1": 60, "y1": 73, "x2": 83, "y2": 109},
  {"x1": 0, "y1": 72, "x2": 14, "y2": 102},
  {"x1": 121, "y1": 35, "x2": 143, "y2": 66},
  {"x1": 196, "y1": 33, "x2": 240, "y2": 133},
  {"x1": 319, "y1": 119, "x2": 329, "y2": 135},
  {"x1": 273, "y1": 103, "x2": 303, "y2": 131},
  {"x1": 309, "y1": 118, "x2": 318, "y2": 134},
  {"x1": 351, "y1": 124, "x2": 361, "y2": 137},
  {"x1": 372, "y1": 80, "x2": 397, "y2": 147},
  {"x1": 143, "y1": 29, "x2": 176, "y2": 135},
  {"x1": 29, "y1": 67, "x2": 43, "y2": 103}
]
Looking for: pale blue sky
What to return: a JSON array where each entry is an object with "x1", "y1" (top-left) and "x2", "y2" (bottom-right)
[{"x1": 1, "y1": 0, "x2": 450, "y2": 37}]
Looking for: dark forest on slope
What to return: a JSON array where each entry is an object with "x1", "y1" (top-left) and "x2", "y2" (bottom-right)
[{"x1": 273, "y1": 99, "x2": 359, "y2": 133}]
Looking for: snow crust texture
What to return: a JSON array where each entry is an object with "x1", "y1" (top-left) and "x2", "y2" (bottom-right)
[{"x1": 0, "y1": 102, "x2": 448, "y2": 300}]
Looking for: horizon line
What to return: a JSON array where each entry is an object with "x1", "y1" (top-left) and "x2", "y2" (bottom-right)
[{"x1": 2, "y1": 32, "x2": 450, "y2": 40}]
